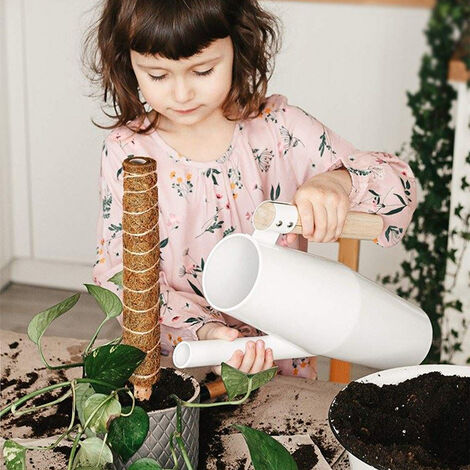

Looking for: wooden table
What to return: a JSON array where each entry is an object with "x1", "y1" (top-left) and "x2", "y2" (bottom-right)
[{"x1": 0, "y1": 330, "x2": 349, "y2": 469}]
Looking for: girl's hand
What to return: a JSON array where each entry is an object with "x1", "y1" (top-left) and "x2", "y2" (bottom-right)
[
  {"x1": 197, "y1": 323, "x2": 274, "y2": 375},
  {"x1": 286, "y1": 169, "x2": 352, "y2": 244},
  {"x1": 221, "y1": 339, "x2": 274, "y2": 376}
]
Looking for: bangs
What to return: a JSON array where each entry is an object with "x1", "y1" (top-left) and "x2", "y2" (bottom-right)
[{"x1": 129, "y1": 0, "x2": 231, "y2": 59}]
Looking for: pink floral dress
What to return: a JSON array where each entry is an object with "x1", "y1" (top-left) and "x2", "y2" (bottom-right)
[{"x1": 93, "y1": 94, "x2": 417, "y2": 379}]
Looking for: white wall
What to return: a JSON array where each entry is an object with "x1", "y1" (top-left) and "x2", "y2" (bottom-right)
[
  {"x1": 0, "y1": 0, "x2": 13, "y2": 291},
  {"x1": 264, "y1": 1, "x2": 429, "y2": 280},
  {"x1": 4, "y1": 0, "x2": 431, "y2": 290}
]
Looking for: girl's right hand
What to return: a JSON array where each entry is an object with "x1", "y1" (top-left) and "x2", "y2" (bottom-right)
[{"x1": 197, "y1": 323, "x2": 274, "y2": 375}]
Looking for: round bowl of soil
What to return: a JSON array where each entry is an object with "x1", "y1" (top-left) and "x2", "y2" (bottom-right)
[
  {"x1": 328, "y1": 365, "x2": 470, "y2": 470},
  {"x1": 114, "y1": 367, "x2": 200, "y2": 470}
]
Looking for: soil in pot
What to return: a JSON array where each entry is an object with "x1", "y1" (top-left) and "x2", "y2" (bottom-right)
[
  {"x1": 120, "y1": 368, "x2": 195, "y2": 411},
  {"x1": 329, "y1": 372, "x2": 470, "y2": 470}
]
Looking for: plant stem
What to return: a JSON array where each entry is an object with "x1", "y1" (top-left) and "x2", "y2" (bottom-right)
[
  {"x1": 67, "y1": 394, "x2": 115, "y2": 469},
  {"x1": 11, "y1": 389, "x2": 72, "y2": 417},
  {"x1": 100, "y1": 336, "x2": 122, "y2": 348},
  {"x1": 0, "y1": 378, "x2": 122, "y2": 419},
  {"x1": 39, "y1": 344, "x2": 83, "y2": 370},
  {"x1": 169, "y1": 432, "x2": 179, "y2": 470},
  {"x1": 1, "y1": 382, "x2": 70, "y2": 419},
  {"x1": 171, "y1": 378, "x2": 254, "y2": 409},
  {"x1": 100, "y1": 432, "x2": 109, "y2": 464},
  {"x1": 174, "y1": 433, "x2": 193, "y2": 470},
  {"x1": 120, "y1": 390, "x2": 136, "y2": 417},
  {"x1": 176, "y1": 400, "x2": 182, "y2": 434},
  {"x1": 19, "y1": 380, "x2": 76, "y2": 451},
  {"x1": 23, "y1": 421, "x2": 79, "y2": 452},
  {"x1": 67, "y1": 426, "x2": 83, "y2": 470},
  {"x1": 167, "y1": 379, "x2": 254, "y2": 470},
  {"x1": 83, "y1": 317, "x2": 109, "y2": 356}
]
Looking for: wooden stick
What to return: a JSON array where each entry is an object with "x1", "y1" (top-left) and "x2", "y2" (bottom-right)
[
  {"x1": 253, "y1": 201, "x2": 383, "y2": 240},
  {"x1": 329, "y1": 238, "x2": 360, "y2": 383}
]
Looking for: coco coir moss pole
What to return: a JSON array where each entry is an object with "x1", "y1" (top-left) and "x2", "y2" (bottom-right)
[{"x1": 122, "y1": 156, "x2": 160, "y2": 400}]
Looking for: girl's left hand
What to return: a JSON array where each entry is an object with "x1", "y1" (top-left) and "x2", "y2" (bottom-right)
[{"x1": 286, "y1": 169, "x2": 352, "y2": 244}]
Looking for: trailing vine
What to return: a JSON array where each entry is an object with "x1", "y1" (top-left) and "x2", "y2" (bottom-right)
[{"x1": 378, "y1": 0, "x2": 470, "y2": 363}]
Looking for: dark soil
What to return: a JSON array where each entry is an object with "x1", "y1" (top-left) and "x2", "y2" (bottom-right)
[
  {"x1": 3, "y1": 368, "x2": 195, "y2": 440},
  {"x1": 52, "y1": 445, "x2": 72, "y2": 460},
  {"x1": 198, "y1": 399, "x2": 239, "y2": 469},
  {"x1": 292, "y1": 444, "x2": 319, "y2": 469},
  {"x1": 3, "y1": 388, "x2": 74, "y2": 438},
  {"x1": 120, "y1": 367, "x2": 196, "y2": 412},
  {"x1": 2, "y1": 368, "x2": 72, "y2": 439},
  {"x1": 197, "y1": 373, "x2": 332, "y2": 469},
  {"x1": 329, "y1": 372, "x2": 470, "y2": 470}
]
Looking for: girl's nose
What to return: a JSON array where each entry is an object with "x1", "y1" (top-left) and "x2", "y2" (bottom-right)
[{"x1": 173, "y1": 77, "x2": 195, "y2": 103}]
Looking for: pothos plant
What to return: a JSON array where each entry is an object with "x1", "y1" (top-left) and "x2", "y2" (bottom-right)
[
  {"x1": 1, "y1": 285, "x2": 298, "y2": 470},
  {"x1": 377, "y1": 0, "x2": 470, "y2": 364}
]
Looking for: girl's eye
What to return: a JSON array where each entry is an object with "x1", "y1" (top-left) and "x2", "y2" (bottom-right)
[
  {"x1": 195, "y1": 67, "x2": 215, "y2": 77},
  {"x1": 148, "y1": 67, "x2": 214, "y2": 82},
  {"x1": 149, "y1": 74, "x2": 166, "y2": 81}
]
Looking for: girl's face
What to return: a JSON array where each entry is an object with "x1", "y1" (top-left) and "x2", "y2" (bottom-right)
[{"x1": 130, "y1": 37, "x2": 234, "y2": 130}]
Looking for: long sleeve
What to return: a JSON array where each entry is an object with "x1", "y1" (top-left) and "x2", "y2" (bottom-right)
[
  {"x1": 259, "y1": 95, "x2": 417, "y2": 247},
  {"x1": 92, "y1": 137, "x2": 226, "y2": 353}
]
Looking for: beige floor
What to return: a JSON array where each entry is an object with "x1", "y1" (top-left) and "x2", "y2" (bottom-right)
[{"x1": 0, "y1": 282, "x2": 377, "y2": 381}]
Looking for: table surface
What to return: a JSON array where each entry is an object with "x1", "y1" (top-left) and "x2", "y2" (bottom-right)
[{"x1": 0, "y1": 329, "x2": 350, "y2": 469}]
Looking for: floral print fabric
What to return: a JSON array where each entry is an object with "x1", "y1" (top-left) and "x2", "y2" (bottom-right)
[{"x1": 93, "y1": 94, "x2": 417, "y2": 379}]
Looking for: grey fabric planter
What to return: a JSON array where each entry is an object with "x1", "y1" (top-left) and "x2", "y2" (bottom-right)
[{"x1": 114, "y1": 369, "x2": 200, "y2": 469}]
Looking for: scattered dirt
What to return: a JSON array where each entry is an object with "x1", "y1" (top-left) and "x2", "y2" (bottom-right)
[{"x1": 292, "y1": 444, "x2": 319, "y2": 469}]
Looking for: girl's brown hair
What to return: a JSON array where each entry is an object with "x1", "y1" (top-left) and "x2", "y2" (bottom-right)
[{"x1": 83, "y1": 0, "x2": 282, "y2": 133}]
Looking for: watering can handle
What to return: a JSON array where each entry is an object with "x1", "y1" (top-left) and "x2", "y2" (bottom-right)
[{"x1": 253, "y1": 201, "x2": 383, "y2": 240}]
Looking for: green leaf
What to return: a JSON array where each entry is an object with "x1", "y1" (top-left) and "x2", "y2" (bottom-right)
[
  {"x1": 108, "y1": 271, "x2": 123, "y2": 288},
  {"x1": 234, "y1": 425, "x2": 297, "y2": 470},
  {"x1": 75, "y1": 382, "x2": 96, "y2": 434},
  {"x1": 27, "y1": 293, "x2": 80, "y2": 345},
  {"x1": 84, "y1": 344, "x2": 146, "y2": 394},
  {"x1": 85, "y1": 284, "x2": 122, "y2": 319},
  {"x1": 108, "y1": 406, "x2": 149, "y2": 462},
  {"x1": 83, "y1": 394, "x2": 121, "y2": 434},
  {"x1": 3, "y1": 441, "x2": 26, "y2": 470},
  {"x1": 221, "y1": 363, "x2": 277, "y2": 400},
  {"x1": 250, "y1": 367, "x2": 278, "y2": 391},
  {"x1": 72, "y1": 437, "x2": 113, "y2": 469},
  {"x1": 128, "y1": 459, "x2": 163, "y2": 470}
]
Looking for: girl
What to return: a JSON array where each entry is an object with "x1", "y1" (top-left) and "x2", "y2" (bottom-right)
[{"x1": 88, "y1": 0, "x2": 417, "y2": 379}]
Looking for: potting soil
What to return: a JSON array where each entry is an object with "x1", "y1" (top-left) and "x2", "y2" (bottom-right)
[
  {"x1": 120, "y1": 367, "x2": 196, "y2": 412},
  {"x1": 330, "y1": 372, "x2": 470, "y2": 470}
]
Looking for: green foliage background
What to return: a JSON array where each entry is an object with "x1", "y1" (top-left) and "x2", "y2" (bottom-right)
[{"x1": 378, "y1": 0, "x2": 470, "y2": 363}]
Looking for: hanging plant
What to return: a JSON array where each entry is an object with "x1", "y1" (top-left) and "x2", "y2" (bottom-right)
[{"x1": 378, "y1": 0, "x2": 470, "y2": 363}]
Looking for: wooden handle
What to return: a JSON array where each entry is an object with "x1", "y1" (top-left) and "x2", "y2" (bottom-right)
[
  {"x1": 253, "y1": 202, "x2": 383, "y2": 240},
  {"x1": 200, "y1": 379, "x2": 227, "y2": 401}
]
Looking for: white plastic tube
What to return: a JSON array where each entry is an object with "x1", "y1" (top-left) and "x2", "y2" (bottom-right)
[
  {"x1": 202, "y1": 233, "x2": 433, "y2": 370},
  {"x1": 172, "y1": 335, "x2": 310, "y2": 368}
]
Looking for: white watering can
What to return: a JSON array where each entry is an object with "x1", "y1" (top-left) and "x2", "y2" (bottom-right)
[{"x1": 173, "y1": 201, "x2": 432, "y2": 370}]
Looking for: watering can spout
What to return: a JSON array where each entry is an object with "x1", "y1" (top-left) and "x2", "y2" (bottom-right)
[{"x1": 201, "y1": 201, "x2": 432, "y2": 370}]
